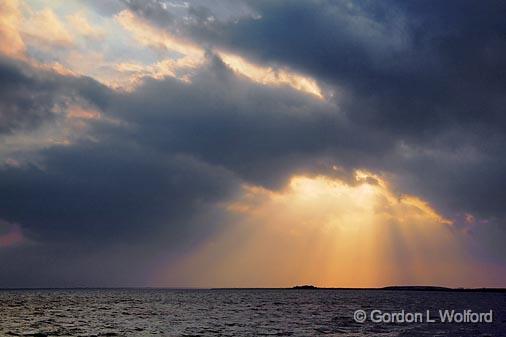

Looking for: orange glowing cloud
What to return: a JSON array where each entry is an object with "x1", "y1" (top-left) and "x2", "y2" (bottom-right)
[
  {"x1": 22, "y1": 8, "x2": 73, "y2": 48},
  {"x1": 0, "y1": 0, "x2": 25, "y2": 59},
  {"x1": 218, "y1": 52, "x2": 324, "y2": 99},
  {"x1": 115, "y1": 10, "x2": 204, "y2": 59},
  {"x1": 66, "y1": 11, "x2": 105, "y2": 40},
  {"x1": 0, "y1": 3, "x2": 325, "y2": 98},
  {"x1": 113, "y1": 57, "x2": 202, "y2": 90},
  {"x1": 115, "y1": 9, "x2": 324, "y2": 98},
  {"x1": 0, "y1": 1, "x2": 80, "y2": 75},
  {"x1": 0, "y1": 1, "x2": 110, "y2": 85},
  {"x1": 67, "y1": 105, "x2": 101, "y2": 120},
  {"x1": 155, "y1": 171, "x2": 505, "y2": 288}
]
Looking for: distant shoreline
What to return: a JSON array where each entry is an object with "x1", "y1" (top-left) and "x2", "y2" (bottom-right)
[
  {"x1": 0, "y1": 286, "x2": 505, "y2": 293},
  {"x1": 288, "y1": 285, "x2": 506, "y2": 293}
]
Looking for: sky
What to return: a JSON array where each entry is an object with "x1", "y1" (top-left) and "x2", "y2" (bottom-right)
[{"x1": 0, "y1": 0, "x2": 505, "y2": 288}]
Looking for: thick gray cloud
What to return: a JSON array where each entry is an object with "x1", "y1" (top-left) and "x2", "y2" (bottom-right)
[
  {"x1": 0, "y1": 56, "x2": 111, "y2": 136},
  {"x1": 110, "y1": 56, "x2": 396, "y2": 187},
  {"x1": 125, "y1": 0, "x2": 506, "y2": 219},
  {"x1": 0, "y1": 59, "x2": 242, "y2": 286}
]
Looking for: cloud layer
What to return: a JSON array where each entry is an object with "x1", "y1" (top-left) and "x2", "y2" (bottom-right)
[{"x1": 0, "y1": 0, "x2": 505, "y2": 287}]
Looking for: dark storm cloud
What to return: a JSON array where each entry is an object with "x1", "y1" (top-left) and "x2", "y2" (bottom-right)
[
  {"x1": 176, "y1": 0, "x2": 506, "y2": 134},
  {"x1": 0, "y1": 59, "x2": 242, "y2": 286},
  {"x1": 125, "y1": 0, "x2": 506, "y2": 220},
  {"x1": 110, "y1": 55, "x2": 395, "y2": 188},
  {"x1": 0, "y1": 142, "x2": 238, "y2": 243},
  {"x1": 0, "y1": 58, "x2": 239, "y2": 272}
]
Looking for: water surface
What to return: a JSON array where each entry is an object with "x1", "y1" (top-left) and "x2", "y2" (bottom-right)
[{"x1": 0, "y1": 289, "x2": 504, "y2": 336}]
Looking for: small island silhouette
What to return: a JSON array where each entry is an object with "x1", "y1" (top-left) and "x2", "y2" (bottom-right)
[{"x1": 292, "y1": 285, "x2": 318, "y2": 289}]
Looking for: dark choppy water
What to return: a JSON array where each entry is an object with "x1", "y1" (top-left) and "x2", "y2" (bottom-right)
[{"x1": 0, "y1": 289, "x2": 504, "y2": 336}]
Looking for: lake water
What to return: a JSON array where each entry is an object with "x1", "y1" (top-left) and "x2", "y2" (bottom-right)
[{"x1": 0, "y1": 289, "x2": 504, "y2": 336}]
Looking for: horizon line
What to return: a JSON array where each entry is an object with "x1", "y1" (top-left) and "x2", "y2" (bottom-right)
[{"x1": 1, "y1": 285, "x2": 505, "y2": 293}]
